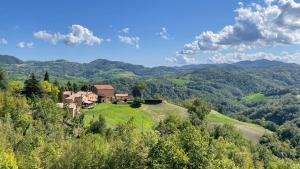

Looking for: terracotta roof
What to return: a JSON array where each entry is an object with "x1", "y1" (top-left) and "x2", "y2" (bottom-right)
[
  {"x1": 94, "y1": 85, "x2": 114, "y2": 90},
  {"x1": 115, "y1": 93, "x2": 128, "y2": 97}
]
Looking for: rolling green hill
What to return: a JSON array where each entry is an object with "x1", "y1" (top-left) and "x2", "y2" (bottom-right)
[
  {"x1": 83, "y1": 102, "x2": 189, "y2": 131},
  {"x1": 2, "y1": 55, "x2": 300, "y2": 128},
  {"x1": 83, "y1": 102, "x2": 270, "y2": 142},
  {"x1": 207, "y1": 111, "x2": 272, "y2": 142},
  {"x1": 0, "y1": 55, "x2": 23, "y2": 64}
]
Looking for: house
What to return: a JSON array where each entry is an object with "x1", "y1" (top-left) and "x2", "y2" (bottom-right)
[
  {"x1": 63, "y1": 91, "x2": 73, "y2": 99},
  {"x1": 75, "y1": 91, "x2": 98, "y2": 102},
  {"x1": 57, "y1": 103, "x2": 80, "y2": 117},
  {"x1": 115, "y1": 93, "x2": 129, "y2": 102},
  {"x1": 93, "y1": 85, "x2": 115, "y2": 102},
  {"x1": 77, "y1": 91, "x2": 98, "y2": 107},
  {"x1": 65, "y1": 94, "x2": 83, "y2": 107}
]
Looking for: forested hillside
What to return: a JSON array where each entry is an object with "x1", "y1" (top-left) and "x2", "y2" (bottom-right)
[
  {"x1": 3, "y1": 56, "x2": 300, "y2": 128},
  {"x1": 0, "y1": 55, "x2": 23, "y2": 64},
  {"x1": 1, "y1": 55, "x2": 300, "y2": 168},
  {"x1": 0, "y1": 68, "x2": 299, "y2": 168}
]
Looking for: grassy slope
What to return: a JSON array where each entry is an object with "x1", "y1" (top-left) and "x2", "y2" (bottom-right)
[
  {"x1": 83, "y1": 102, "x2": 270, "y2": 142},
  {"x1": 83, "y1": 102, "x2": 189, "y2": 131},
  {"x1": 142, "y1": 101, "x2": 189, "y2": 122},
  {"x1": 207, "y1": 111, "x2": 272, "y2": 142}
]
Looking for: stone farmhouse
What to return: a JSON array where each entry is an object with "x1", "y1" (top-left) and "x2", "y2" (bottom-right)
[
  {"x1": 57, "y1": 84, "x2": 129, "y2": 117},
  {"x1": 93, "y1": 85, "x2": 115, "y2": 102}
]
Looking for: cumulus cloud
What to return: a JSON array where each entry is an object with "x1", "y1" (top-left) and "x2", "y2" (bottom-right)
[
  {"x1": 166, "y1": 54, "x2": 198, "y2": 64},
  {"x1": 173, "y1": 0, "x2": 300, "y2": 64},
  {"x1": 0, "y1": 38, "x2": 8, "y2": 45},
  {"x1": 33, "y1": 25, "x2": 104, "y2": 46},
  {"x1": 118, "y1": 35, "x2": 140, "y2": 48},
  {"x1": 159, "y1": 27, "x2": 169, "y2": 40},
  {"x1": 122, "y1": 27, "x2": 130, "y2": 34},
  {"x1": 16, "y1": 42, "x2": 34, "y2": 48}
]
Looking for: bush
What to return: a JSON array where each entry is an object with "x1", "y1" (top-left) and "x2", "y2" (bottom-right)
[
  {"x1": 89, "y1": 115, "x2": 106, "y2": 134},
  {"x1": 130, "y1": 99, "x2": 143, "y2": 108}
]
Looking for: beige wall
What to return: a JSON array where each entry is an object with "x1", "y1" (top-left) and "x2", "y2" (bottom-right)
[
  {"x1": 95, "y1": 89, "x2": 114, "y2": 97},
  {"x1": 116, "y1": 96, "x2": 128, "y2": 101}
]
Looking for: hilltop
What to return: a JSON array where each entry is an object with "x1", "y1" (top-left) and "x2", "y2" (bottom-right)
[{"x1": 0, "y1": 55, "x2": 23, "y2": 64}]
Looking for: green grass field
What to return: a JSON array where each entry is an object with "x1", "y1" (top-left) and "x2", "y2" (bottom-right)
[
  {"x1": 83, "y1": 102, "x2": 270, "y2": 142},
  {"x1": 142, "y1": 101, "x2": 189, "y2": 122},
  {"x1": 243, "y1": 93, "x2": 270, "y2": 102},
  {"x1": 83, "y1": 103, "x2": 155, "y2": 131},
  {"x1": 83, "y1": 102, "x2": 189, "y2": 131},
  {"x1": 207, "y1": 111, "x2": 272, "y2": 142}
]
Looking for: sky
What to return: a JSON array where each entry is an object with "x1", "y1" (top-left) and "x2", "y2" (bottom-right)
[{"x1": 1, "y1": 0, "x2": 300, "y2": 67}]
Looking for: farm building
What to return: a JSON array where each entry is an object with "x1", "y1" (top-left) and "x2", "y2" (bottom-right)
[
  {"x1": 115, "y1": 93, "x2": 129, "y2": 102},
  {"x1": 93, "y1": 85, "x2": 115, "y2": 102}
]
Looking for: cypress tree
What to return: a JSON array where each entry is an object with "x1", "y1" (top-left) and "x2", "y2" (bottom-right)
[
  {"x1": 0, "y1": 67, "x2": 7, "y2": 90},
  {"x1": 23, "y1": 73, "x2": 42, "y2": 99},
  {"x1": 44, "y1": 71, "x2": 50, "y2": 81}
]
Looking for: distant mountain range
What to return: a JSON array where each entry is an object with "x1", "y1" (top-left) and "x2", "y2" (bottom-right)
[{"x1": 1, "y1": 54, "x2": 300, "y2": 83}]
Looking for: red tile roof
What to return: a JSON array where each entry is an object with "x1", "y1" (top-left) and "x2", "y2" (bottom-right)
[{"x1": 94, "y1": 85, "x2": 114, "y2": 90}]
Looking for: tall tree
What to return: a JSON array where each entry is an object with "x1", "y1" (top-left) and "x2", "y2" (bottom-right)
[
  {"x1": 53, "y1": 79, "x2": 60, "y2": 88},
  {"x1": 0, "y1": 67, "x2": 7, "y2": 90},
  {"x1": 81, "y1": 84, "x2": 88, "y2": 91},
  {"x1": 44, "y1": 71, "x2": 50, "y2": 82},
  {"x1": 132, "y1": 83, "x2": 146, "y2": 99},
  {"x1": 72, "y1": 83, "x2": 78, "y2": 92},
  {"x1": 66, "y1": 81, "x2": 72, "y2": 91},
  {"x1": 58, "y1": 86, "x2": 64, "y2": 102},
  {"x1": 23, "y1": 73, "x2": 42, "y2": 99}
]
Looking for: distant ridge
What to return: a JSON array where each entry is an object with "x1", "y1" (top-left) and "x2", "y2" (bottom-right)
[
  {"x1": 0, "y1": 55, "x2": 23, "y2": 64},
  {"x1": 0, "y1": 54, "x2": 294, "y2": 68}
]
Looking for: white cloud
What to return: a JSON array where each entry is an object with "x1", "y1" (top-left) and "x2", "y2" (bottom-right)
[
  {"x1": 173, "y1": 0, "x2": 300, "y2": 64},
  {"x1": 166, "y1": 53, "x2": 198, "y2": 64},
  {"x1": 0, "y1": 38, "x2": 8, "y2": 45},
  {"x1": 118, "y1": 35, "x2": 140, "y2": 48},
  {"x1": 159, "y1": 27, "x2": 169, "y2": 40},
  {"x1": 33, "y1": 25, "x2": 104, "y2": 46},
  {"x1": 33, "y1": 31, "x2": 62, "y2": 44},
  {"x1": 16, "y1": 42, "x2": 34, "y2": 48},
  {"x1": 122, "y1": 27, "x2": 130, "y2": 34}
]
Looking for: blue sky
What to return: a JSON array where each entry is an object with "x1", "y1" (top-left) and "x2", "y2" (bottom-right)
[{"x1": 1, "y1": 0, "x2": 300, "y2": 66}]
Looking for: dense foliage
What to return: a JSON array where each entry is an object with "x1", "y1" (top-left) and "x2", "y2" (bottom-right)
[
  {"x1": 1, "y1": 56, "x2": 300, "y2": 167},
  {"x1": 0, "y1": 90, "x2": 299, "y2": 168}
]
